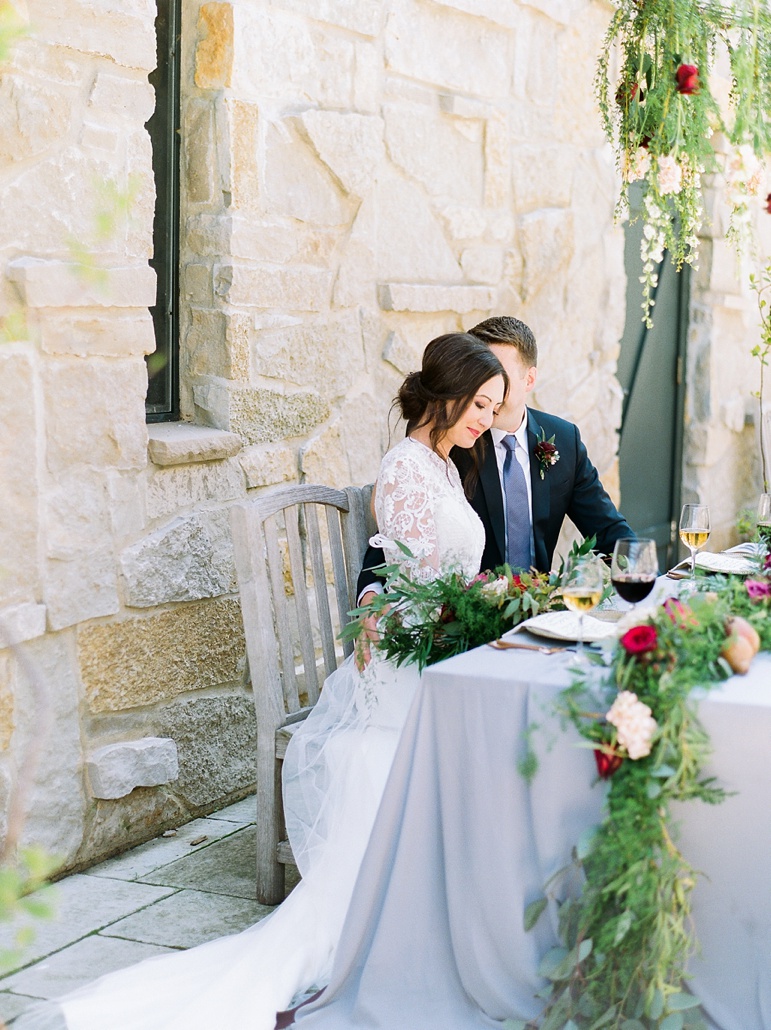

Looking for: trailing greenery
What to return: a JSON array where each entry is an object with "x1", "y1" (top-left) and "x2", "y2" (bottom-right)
[{"x1": 597, "y1": 0, "x2": 771, "y2": 322}]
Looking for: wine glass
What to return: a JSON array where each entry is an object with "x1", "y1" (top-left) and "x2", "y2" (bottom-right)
[
  {"x1": 678, "y1": 504, "x2": 710, "y2": 579},
  {"x1": 561, "y1": 553, "x2": 605, "y2": 663},
  {"x1": 611, "y1": 538, "x2": 659, "y2": 607},
  {"x1": 758, "y1": 494, "x2": 771, "y2": 552}
]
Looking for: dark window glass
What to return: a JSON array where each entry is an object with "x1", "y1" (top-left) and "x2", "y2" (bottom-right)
[{"x1": 145, "y1": 0, "x2": 181, "y2": 421}]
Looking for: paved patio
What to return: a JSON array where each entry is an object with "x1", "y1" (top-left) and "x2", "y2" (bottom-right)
[{"x1": 0, "y1": 795, "x2": 296, "y2": 1027}]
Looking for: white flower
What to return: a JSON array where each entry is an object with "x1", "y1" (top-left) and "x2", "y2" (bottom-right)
[
  {"x1": 605, "y1": 690, "x2": 658, "y2": 760},
  {"x1": 625, "y1": 147, "x2": 651, "y2": 183},
  {"x1": 657, "y1": 154, "x2": 683, "y2": 196},
  {"x1": 480, "y1": 576, "x2": 509, "y2": 600}
]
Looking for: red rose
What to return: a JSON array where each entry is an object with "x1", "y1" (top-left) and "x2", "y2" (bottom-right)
[
  {"x1": 620, "y1": 624, "x2": 658, "y2": 654},
  {"x1": 615, "y1": 80, "x2": 640, "y2": 108},
  {"x1": 594, "y1": 748, "x2": 623, "y2": 779},
  {"x1": 511, "y1": 574, "x2": 524, "y2": 591},
  {"x1": 675, "y1": 64, "x2": 699, "y2": 95}
]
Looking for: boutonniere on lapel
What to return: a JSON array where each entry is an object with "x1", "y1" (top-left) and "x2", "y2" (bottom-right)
[{"x1": 534, "y1": 428, "x2": 560, "y2": 480}]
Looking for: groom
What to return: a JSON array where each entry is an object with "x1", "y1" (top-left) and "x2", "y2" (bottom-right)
[{"x1": 357, "y1": 315, "x2": 634, "y2": 601}]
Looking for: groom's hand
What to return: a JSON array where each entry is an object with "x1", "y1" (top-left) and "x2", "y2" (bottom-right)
[{"x1": 355, "y1": 590, "x2": 381, "y2": 671}]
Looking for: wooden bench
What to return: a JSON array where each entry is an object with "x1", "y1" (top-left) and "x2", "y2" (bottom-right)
[{"x1": 231, "y1": 484, "x2": 375, "y2": 904}]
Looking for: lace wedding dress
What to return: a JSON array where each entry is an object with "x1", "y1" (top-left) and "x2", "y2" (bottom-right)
[{"x1": 17, "y1": 437, "x2": 484, "y2": 1030}]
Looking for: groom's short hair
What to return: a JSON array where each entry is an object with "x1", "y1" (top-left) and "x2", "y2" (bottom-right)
[{"x1": 468, "y1": 316, "x2": 537, "y2": 367}]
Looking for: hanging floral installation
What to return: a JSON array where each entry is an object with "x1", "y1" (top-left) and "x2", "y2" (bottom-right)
[{"x1": 596, "y1": 0, "x2": 771, "y2": 322}]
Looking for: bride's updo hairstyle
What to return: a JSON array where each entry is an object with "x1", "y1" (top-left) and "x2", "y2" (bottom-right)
[{"x1": 397, "y1": 332, "x2": 508, "y2": 493}]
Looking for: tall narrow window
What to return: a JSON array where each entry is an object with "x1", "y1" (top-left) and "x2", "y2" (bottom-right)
[{"x1": 145, "y1": 0, "x2": 181, "y2": 421}]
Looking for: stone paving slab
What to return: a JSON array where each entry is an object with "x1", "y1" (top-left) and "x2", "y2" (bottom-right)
[
  {"x1": 0, "y1": 876, "x2": 175, "y2": 975},
  {"x1": 86, "y1": 816, "x2": 242, "y2": 882},
  {"x1": 205, "y1": 796, "x2": 257, "y2": 824},
  {"x1": 102, "y1": 888, "x2": 273, "y2": 949},
  {"x1": 139, "y1": 826, "x2": 257, "y2": 900},
  {"x1": 0, "y1": 935, "x2": 175, "y2": 1002}
]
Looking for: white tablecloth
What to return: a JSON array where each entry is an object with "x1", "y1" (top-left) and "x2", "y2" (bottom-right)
[{"x1": 296, "y1": 647, "x2": 771, "y2": 1029}]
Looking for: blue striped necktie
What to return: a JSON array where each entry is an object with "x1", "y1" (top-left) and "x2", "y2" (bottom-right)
[{"x1": 501, "y1": 435, "x2": 531, "y2": 571}]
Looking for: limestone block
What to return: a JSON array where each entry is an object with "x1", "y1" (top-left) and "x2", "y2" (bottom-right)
[
  {"x1": 382, "y1": 330, "x2": 422, "y2": 376},
  {"x1": 87, "y1": 738, "x2": 179, "y2": 800},
  {"x1": 484, "y1": 113, "x2": 510, "y2": 207},
  {"x1": 228, "y1": 100, "x2": 259, "y2": 210},
  {"x1": 80, "y1": 121, "x2": 120, "y2": 152},
  {"x1": 183, "y1": 307, "x2": 229, "y2": 379},
  {"x1": 0, "y1": 73, "x2": 73, "y2": 167},
  {"x1": 511, "y1": 147, "x2": 574, "y2": 212},
  {"x1": 439, "y1": 204, "x2": 489, "y2": 240},
  {"x1": 78, "y1": 599, "x2": 246, "y2": 713},
  {"x1": 229, "y1": 387, "x2": 330, "y2": 445},
  {"x1": 33, "y1": 0, "x2": 156, "y2": 68},
  {"x1": 107, "y1": 471, "x2": 147, "y2": 541},
  {"x1": 146, "y1": 460, "x2": 245, "y2": 522},
  {"x1": 378, "y1": 283, "x2": 497, "y2": 313},
  {"x1": 183, "y1": 100, "x2": 218, "y2": 206},
  {"x1": 234, "y1": 6, "x2": 356, "y2": 108},
  {"x1": 195, "y1": 2, "x2": 233, "y2": 89},
  {"x1": 239, "y1": 443, "x2": 298, "y2": 489},
  {"x1": 552, "y1": 8, "x2": 611, "y2": 146},
  {"x1": 229, "y1": 218, "x2": 298, "y2": 264},
  {"x1": 75, "y1": 786, "x2": 190, "y2": 868},
  {"x1": 146, "y1": 423, "x2": 242, "y2": 468},
  {"x1": 300, "y1": 110, "x2": 385, "y2": 198},
  {"x1": 301, "y1": 395, "x2": 387, "y2": 487},
  {"x1": 8, "y1": 259, "x2": 156, "y2": 309},
  {"x1": 385, "y1": 0, "x2": 512, "y2": 98},
  {"x1": 0, "y1": 603, "x2": 46, "y2": 648},
  {"x1": 0, "y1": 651, "x2": 14, "y2": 750},
  {"x1": 45, "y1": 548, "x2": 121, "y2": 631},
  {"x1": 354, "y1": 40, "x2": 381, "y2": 113},
  {"x1": 153, "y1": 695, "x2": 256, "y2": 808},
  {"x1": 517, "y1": 209, "x2": 575, "y2": 301},
  {"x1": 264, "y1": 120, "x2": 348, "y2": 226},
  {"x1": 461, "y1": 245, "x2": 503, "y2": 284},
  {"x1": 185, "y1": 213, "x2": 232, "y2": 257},
  {"x1": 0, "y1": 349, "x2": 39, "y2": 607},
  {"x1": 43, "y1": 358, "x2": 148, "y2": 473},
  {"x1": 384, "y1": 105, "x2": 484, "y2": 205},
  {"x1": 38, "y1": 310, "x2": 156, "y2": 357},
  {"x1": 120, "y1": 510, "x2": 236, "y2": 608},
  {"x1": 366, "y1": 174, "x2": 462, "y2": 283},
  {"x1": 216, "y1": 263, "x2": 333, "y2": 311},
  {"x1": 251, "y1": 312, "x2": 364, "y2": 399},
  {"x1": 45, "y1": 469, "x2": 112, "y2": 563},
  {"x1": 87, "y1": 71, "x2": 155, "y2": 126},
  {"x1": 14, "y1": 634, "x2": 88, "y2": 863},
  {"x1": 427, "y1": 0, "x2": 521, "y2": 28},
  {"x1": 182, "y1": 265, "x2": 213, "y2": 307},
  {"x1": 272, "y1": 0, "x2": 382, "y2": 35}
]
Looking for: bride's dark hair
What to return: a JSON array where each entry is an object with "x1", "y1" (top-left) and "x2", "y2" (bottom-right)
[{"x1": 396, "y1": 332, "x2": 509, "y2": 496}]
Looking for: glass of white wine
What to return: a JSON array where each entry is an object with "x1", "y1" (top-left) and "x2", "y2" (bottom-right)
[
  {"x1": 678, "y1": 504, "x2": 710, "y2": 579},
  {"x1": 758, "y1": 494, "x2": 771, "y2": 552},
  {"x1": 561, "y1": 553, "x2": 604, "y2": 663}
]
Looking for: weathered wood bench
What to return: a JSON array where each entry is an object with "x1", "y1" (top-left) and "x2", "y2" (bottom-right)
[{"x1": 231, "y1": 484, "x2": 375, "y2": 904}]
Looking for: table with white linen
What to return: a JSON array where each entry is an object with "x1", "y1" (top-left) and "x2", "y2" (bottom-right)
[{"x1": 295, "y1": 644, "x2": 771, "y2": 1030}]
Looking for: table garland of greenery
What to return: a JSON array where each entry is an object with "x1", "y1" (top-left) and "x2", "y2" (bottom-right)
[{"x1": 349, "y1": 548, "x2": 771, "y2": 1030}]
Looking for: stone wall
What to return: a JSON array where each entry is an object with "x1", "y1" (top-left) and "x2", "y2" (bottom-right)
[{"x1": 0, "y1": 0, "x2": 630, "y2": 870}]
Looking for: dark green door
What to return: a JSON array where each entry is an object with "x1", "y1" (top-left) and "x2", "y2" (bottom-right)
[{"x1": 617, "y1": 185, "x2": 689, "y2": 572}]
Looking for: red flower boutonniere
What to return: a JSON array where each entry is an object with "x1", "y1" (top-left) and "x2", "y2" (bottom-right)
[{"x1": 534, "y1": 429, "x2": 559, "y2": 480}]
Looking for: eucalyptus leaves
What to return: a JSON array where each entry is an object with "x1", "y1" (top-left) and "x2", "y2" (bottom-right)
[{"x1": 597, "y1": 0, "x2": 771, "y2": 323}]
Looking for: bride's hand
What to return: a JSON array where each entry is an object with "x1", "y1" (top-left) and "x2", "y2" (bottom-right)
[{"x1": 355, "y1": 591, "x2": 385, "y2": 671}]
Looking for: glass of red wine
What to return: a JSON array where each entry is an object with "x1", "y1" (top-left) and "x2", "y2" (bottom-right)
[{"x1": 611, "y1": 538, "x2": 658, "y2": 607}]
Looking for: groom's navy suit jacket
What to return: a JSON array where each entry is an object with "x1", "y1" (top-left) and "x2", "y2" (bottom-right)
[{"x1": 356, "y1": 408, "x2": 634, "y2": 595}]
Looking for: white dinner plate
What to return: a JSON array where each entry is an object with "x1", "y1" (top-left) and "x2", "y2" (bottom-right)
[
  {"x1": 508, "y1": 611, "x2": 619, "y2": 644},
  {"x1": 694, "y1": 551, "x2": 759, "y2": 575}
]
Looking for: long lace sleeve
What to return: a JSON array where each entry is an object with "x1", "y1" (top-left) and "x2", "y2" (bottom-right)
[{"x1": 372, "y1": 447, "x2": 441, "y2": 584}]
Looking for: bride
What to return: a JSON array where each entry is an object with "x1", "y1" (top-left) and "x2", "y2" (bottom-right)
[{"x1": 18, "y1": 332, "x2": 508, "y2": 1030}]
